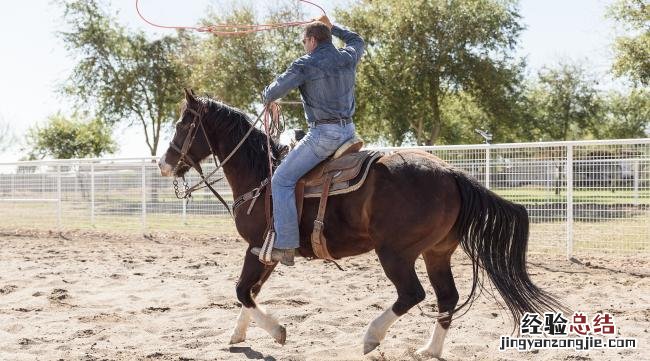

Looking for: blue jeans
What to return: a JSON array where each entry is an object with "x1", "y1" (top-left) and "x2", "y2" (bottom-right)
[{"x1": 272, "y1": 122, "x2": 356, "y2": 249}]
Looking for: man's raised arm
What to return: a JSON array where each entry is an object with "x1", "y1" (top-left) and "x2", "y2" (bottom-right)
[{"x1": 332, "y1": 25, "x2": 365, "y2": 64}]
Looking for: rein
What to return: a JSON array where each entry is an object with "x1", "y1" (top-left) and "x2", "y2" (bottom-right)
[
  {"x1": 170, "y1": 102, "x2": 282, "y2": 217},
  {"x1": 229, "y1": 103, "x2": 283, "y2": 216},
  {"x1": 170, "y1": 105, "x2": 265, "y2": 215}
]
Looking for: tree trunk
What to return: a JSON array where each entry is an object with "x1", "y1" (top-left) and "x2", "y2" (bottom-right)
[
  {"x1": 415, "y1": 118, "x2": 424, "y2": 145},
  {"x1": 426, "y1": 74, "x2": 442, "y2": 146},
  {"x1": 427, "y1": 95, "x2": 442, "y2": 145}
]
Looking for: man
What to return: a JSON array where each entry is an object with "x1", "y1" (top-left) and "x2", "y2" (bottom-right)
[{"x1": 251, "y1": 15, "x2": 365, "y2": 266}]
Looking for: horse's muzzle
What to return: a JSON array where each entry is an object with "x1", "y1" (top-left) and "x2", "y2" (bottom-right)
[{"x1": 158, "y1": 154, "x2": 173, "y2": 177}]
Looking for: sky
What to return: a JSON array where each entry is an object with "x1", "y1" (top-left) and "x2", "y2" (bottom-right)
[{"x1": 0, "y1": 0, "x2": 624, "y2": 161}]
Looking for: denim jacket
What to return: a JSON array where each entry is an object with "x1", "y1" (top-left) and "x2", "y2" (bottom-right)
[{"x1": 262, "y1": 25, "x2": 365, "y2": 123}]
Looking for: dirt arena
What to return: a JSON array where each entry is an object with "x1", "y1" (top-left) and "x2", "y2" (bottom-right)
[{"x1": 0, "y1": 230, "x2": 647, "y2": 361}]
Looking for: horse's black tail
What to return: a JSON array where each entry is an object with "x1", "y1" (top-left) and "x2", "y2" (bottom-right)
[{"x1": 449, "y1": 169, "x2": 568, "y2": 328}]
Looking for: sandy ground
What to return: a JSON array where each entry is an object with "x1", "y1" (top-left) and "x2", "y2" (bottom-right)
[{"x1": 0, "y1": 229, "x2": 647, "y2": 361}]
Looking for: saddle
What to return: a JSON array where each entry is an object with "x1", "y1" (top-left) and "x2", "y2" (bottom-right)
[{"x1": 295, "y1": 137, "x2": 382, "y2": 260}]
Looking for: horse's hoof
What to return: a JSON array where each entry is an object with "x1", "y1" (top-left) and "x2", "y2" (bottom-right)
[
  {"x1": 363, "y1": 341, "x2": 380, "y2": 354},
  {"x1": 229, "y1": 333, "x2": 246, "y2": 344},
  {"x1": 416, "y1": 347, "x2": 440, "y2": 359},
  {"x1": 274, "y1": 325, "x2": 286, "y2": 345}
]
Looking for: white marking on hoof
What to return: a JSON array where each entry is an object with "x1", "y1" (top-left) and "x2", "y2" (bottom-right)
[
  {"x1": 229, "y1": 333, "x2": 246, "y2": 345},
  {"x1": 363, "y1": 341, "x2": 380, "y2": 355},
  {"x1": 229, "y1": 307, "x2": 251, "y2": 344},
  {"x1": 417, "y1": 318, "x2": 449, "y2": 358},
  {"x1": 274, "y1": 325, "x2": 287, "y2": 345},
  {"x1": 362, "y1": 307, "x2": 400, "y2": 354},
  {"x1": 248, "y1": 306, "x2": 286, "y2": 344}
]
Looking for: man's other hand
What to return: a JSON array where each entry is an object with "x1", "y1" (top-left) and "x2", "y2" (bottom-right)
[{"x1": 313, "y1": 15, "x2": 332, "y2": 30}]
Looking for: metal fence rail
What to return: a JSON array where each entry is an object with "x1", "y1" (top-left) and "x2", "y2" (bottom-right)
[{"x1": 1, "y1": 138, "x2": 648, "y2": 256}]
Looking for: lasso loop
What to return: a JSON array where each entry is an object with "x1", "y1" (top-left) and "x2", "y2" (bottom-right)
[{"x1": 135, "y1": 0, "x2": 326, "y2": 36}]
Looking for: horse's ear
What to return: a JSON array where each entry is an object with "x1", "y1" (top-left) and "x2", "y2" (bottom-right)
[{"x1": 184, "y1": 88, "x2": 197, "y2": 104}]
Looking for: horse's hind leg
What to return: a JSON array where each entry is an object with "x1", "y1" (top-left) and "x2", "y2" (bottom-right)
[
  {"x1": 363, "y1": 249, "x2": 425, "y2": 354},
  {"x1": 230, "y1": 248, "x2": 284, "y2": 345},
  {"x1": 416, "y1": 247, "x2": 459, "y2": 358}
]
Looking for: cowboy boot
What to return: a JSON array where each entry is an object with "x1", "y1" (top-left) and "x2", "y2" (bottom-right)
[{"x1": 251, "y1": 247, "x2": 295, "y2": 266}]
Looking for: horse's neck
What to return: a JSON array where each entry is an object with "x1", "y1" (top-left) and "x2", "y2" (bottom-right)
[
  {"x1": 222, "y1": 160, "x2": 266, "y2": 198},
  {"x1": 211, "y1": 130, "x2": 269, "y2": 199}
]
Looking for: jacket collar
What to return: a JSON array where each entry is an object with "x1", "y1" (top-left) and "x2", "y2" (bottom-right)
[{"x1": 311, "y1": 41, "x2": 334, "y2": 54}]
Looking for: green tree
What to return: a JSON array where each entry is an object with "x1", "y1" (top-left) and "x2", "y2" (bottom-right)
[
  {"x1": 187, "y1": 8, "x2": 272, "y2": 114},
  {"x1": 526, "y1": 62, "x2": 601, "y2": 141},
  {"x1": 26, "y1": 113, "x2": 117, "y2": 159},
  {"x1": 593, "y1": 89, "x2": 650, "y2": 139},
  {"x1": 607, "y1": 0, "x2": 650, "y2": 86},
  {"x1": 60, "y1": 0, "x2": 189, "y2": 156},
  {"x1": 336, "y1": 0, "x2": 525, "y2": 145},
  {"x1": 187, "y1": 4, "x2": 306, "y2": 126},
  {"x1": 263, "y1": 4, "x2": 309, "y2": 126},
  {"x1": 438, "y1": 93, "x2": 494, "y2": 144}
]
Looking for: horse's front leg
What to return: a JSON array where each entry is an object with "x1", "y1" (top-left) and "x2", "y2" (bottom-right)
[{"x1": 229, "y1": 248, "x2": 284, "y2": 344}]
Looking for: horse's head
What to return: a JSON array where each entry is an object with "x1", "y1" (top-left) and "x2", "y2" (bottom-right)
[{"x1": 158, "y1": 88, "x2": 213, "y2": 178}]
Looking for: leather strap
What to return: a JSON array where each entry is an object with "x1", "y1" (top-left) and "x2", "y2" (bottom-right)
[
  {"x1": 264, "y1": 181, "x2": 273, "y2": 235},
  {"x1": 232, "y1": 178, "x2": 269, "y2": 215},
  {"x1": 311, "y1": 173, "x2": 335, "y2": 260},
  {"x1": 194, "y1": 163, "x2": 232, "y2": 215},
  {"x1": 314, "y1": 118, "x2": 353, "y2": 126},
  {"x1": 203, "y1": 174, "x2": 231, "y2": 214}
]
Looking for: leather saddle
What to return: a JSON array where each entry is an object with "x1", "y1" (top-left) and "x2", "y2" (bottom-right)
[{"x1": 294, "y1": 137, "x2": 383, "y2": 260}]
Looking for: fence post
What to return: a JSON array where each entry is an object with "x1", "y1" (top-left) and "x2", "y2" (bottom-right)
[
  {"x1": 57, "y1": 165, "x2": 62, "y2": 230},
  {"x1": 633, "y1": 160, "x2": 639, "y2": 207},
  {"x1": 10, "y1": 171, "x2": 15, "y2": 198},
  {"x1": 141, "y1": 160, "x2": 147, "y2": 232},
  {"x1": 566, "y1": 145, "x2": 574, "y2": 259},
  {"x1": 90, "y1": 162, "x2": 95, "y2": 226},
  {"x1": 485, "y1": 146, "x2": 491, "y2": 189},
  {"x1": 182, "y1": 197, "x2": 187, "y2": 225}
]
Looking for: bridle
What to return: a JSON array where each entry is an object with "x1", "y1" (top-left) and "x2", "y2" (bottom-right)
[
  {"x1": 169, "y1": 106, "x2": 206, "y2": 173},
  {"x1": 168, "y1": 103, "x2": 268, "y2": 216}
]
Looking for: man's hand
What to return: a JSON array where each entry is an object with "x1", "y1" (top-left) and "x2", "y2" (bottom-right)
[
  {"x1": 265, "y1": 101, "x2": 281, "y2": 126},
  {"x1": 313, "y1": 15, "x2": 332, "y2": 30}
]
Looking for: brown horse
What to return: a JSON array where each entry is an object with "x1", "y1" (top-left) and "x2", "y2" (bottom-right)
[{"x1": 158, "y1": 90, "x2": 565, "y2": 357}]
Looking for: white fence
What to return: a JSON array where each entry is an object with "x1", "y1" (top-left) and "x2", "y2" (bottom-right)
[{"x1": 1, "y1": 138, "x2": 649, "y2": 256}]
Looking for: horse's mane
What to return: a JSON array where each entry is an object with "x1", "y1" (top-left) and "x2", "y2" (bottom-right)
[{"x1": 200, "y1": 97, "x2": 284, "y2": 180}]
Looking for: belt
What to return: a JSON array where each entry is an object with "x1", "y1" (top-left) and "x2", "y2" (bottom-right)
[{"x1": 313, "y1": 118, "x2": 353, "y2": 126}]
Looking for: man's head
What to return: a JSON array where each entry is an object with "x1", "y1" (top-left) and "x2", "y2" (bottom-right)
[{"x1": 302, "y1": 21, "x2": 331, "y2": 53}]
